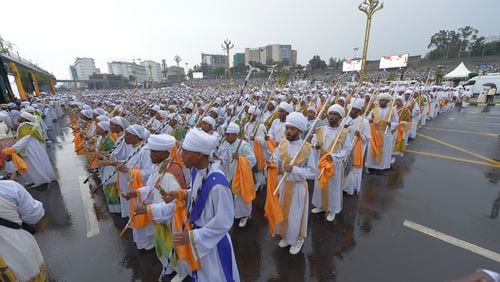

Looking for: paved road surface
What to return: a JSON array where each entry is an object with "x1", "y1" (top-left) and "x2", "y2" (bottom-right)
[{"x1": 29, "y1": 105, "x2": 500, "y2": 281}]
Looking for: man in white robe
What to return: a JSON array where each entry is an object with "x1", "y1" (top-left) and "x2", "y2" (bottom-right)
[
  {"x1": 218, "y1": 122, "x2": 256, "y2": 228},
  {"x1": 271, "y1": 112, "x2": 316, "y2": 255},
  {"x1": 5, "y1": 112, "x2": 57, "y2": 186},
  {"x1": 311, "y1": 105, "x2": 352, "y2": 222},
  {"x1": 365, "y1": 93, "x2": 399, "y2": 171},
  {"x1": 343, "y1": 99, "x2": 370, "y2": 195},
  {"x1": 0, "y1": 180, "x2": 47, "y2": 281},
  {"x1": 267, "y1": 101, "x2": 293, "y2": 144}
]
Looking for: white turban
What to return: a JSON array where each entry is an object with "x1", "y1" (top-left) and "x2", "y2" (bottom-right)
[
  {"x1": 146, "y1": 134, "x2": 176, "y2": 152},
  {"x1": 201, "y1": 116, "x2": 216, "y2": 128},
  {"x1": 396, "y1": 96, "x2": 405, "y2": 102},
  {"x1": 20, "y1": 112, "x2": 35, "y2": 122},
  {"x1": 110, "y1": 116, "x2": 129, "y2": 130},
  {"x1": 185, "y1": 102, "x2": 194, "y2": 110},
  {"x1": 351, "y1": 98, "x2": 364, "y2": 110},
  {"x1": 0, "y1": 112, "x2": 7, "y2": 122},
  {"x1": 182, "y1": 128, "x2": 217, "y2": 156},
  {"x1": 97, "y1": 121, "x2": 110, "y2": 132},
  {"x1": 25, "y1": 106, "x2": 35, "y2": 113},
  {"x1": 80, "y1": 109, "x2": 93, "y2": 119},
  {"x1": 225, "y1": 122, "x2": 240, "y2": 134},
  {"x1": 378, "y1": 93, "x2": 392, "y2": 101},
  {"x1": 278, "y1": 102, "x2": 293, "y2": 113},
  {"x1": 151, "y1": 105, "x2": 161, "y2": 112},
  {"x1": 285, "y1": 112, "x2": 308, "y2": 132},
  {"x1": 126, "y1": 124, "x2": 149, "y2": 140},
  {"x1": 97, "y1": 115, "x2": 109, "y2": 122},
  {"x1": 328, "y1": 104, "x2": 345, "y2": 118}
]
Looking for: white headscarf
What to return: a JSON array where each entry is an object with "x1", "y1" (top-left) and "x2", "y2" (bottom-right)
[
  {"x1": 20, "y1": 112, "x2": 35, "y2": 122},
  {"x1": 351, "y1": 98, "x2": 364, "y2": 110},
  {"x1": 201, "y1": 116, "x2": 216, "y2": 128},
  {"x1": 278, "y1": 102, "x2": 293, "y2": 113},
  {"x1": 97, "y1": 121, "x2": 110, "y2": 132},
  {"x1": 225, "y1": 122, "x2": 240, "y2": 134},
  {"x1": 126, "y1": 124, "x2": 150, "y2": 140},
  {"x1": 182, "y1": 128, "x2": 217, "y2": 156},
  {"x1": 110, "y1": 116, "x2": 129, "y2": 130},
  {"x1": 146, "y1": 134, "x2": 176, "y2": 152},
  {"x1": 285, "y1": 112, "x2": 308, "y2": 132},
  {"x1": 328, "y1": 104, "x2": 345, "y2": 118}
]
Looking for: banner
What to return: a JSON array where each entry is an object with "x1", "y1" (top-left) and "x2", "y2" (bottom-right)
[
  {"x1": 342, "y1": 60, "x2": 362, "y2": 72},
  {"x1": 379, "y1": 54, "x2": 409, "y2": 69}
]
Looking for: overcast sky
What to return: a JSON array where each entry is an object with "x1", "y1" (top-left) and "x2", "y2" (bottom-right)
[{"x1": 1, "y1": 0, "x2": 499, "y2": 79}]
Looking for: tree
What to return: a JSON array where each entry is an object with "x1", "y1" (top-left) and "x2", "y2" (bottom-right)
[
  {"x1": 309, "y1": 55, "x2": 327, "y2": 71},
  {"x1": 0, "y1": 35, "x2": 14, "y2": 55},
  {"x1": 328, "y1": 57, "x2": 335, "y2": 67}
]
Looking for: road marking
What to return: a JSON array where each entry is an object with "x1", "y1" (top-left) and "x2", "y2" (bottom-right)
[
  {"x1": 421, "y1": 127, "x2": 498, "y2": 137},
  {"x1": 462, "y1": 115, "x2": 500, "y2": 120},
  {"x1": 448, "y1": 119, "x2": 500, "y2": 126},
  {"x1": 79, "y1": 176, "x2": 100, "y2": 238},
  {"x1": 403, "y1": 220, "x2": 500, "y2": 263},
  {"x1": 417, "y1": 133, "x2": 500, "y2": 165},
  {"x1": 406, "y1": 150, "x2": 500, "y2": 168}
]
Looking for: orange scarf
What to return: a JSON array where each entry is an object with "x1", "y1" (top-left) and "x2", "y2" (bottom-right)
[
  {"x1": 231, "y1": 155, "x2": 256, "y2": 205},
  {"x1": 266, "y1": 138, "x2": 276, "y2": 153},
  {"x1": 370, "y1": 123, "x2": 383, "y2": 164},
  {"x1": 128, "y1": 168, "x2": 152, "y2": 229},
  {"x1": 173, "y1": 190, "x2": 200, "y2": 271},
  {"x1": 264, "y1": 161, "x2": 284, "y2": 237},
  {"x1": 2, "y1": 147, "x2": 28, "y2": 174},
  {"x1": 253, "y1": 141, "x2": 266, "y2": 171},
  {"x1": 396, "y1": 122, "x2": 405, "y2": 143},
  {"x1": 353, "y1": 137, "x2": 364, "y2": 168},
  {"x1": 317, "y1": 154, "x2": 334, "y2": 189},
  {"x1": 74, "y1": 132, "x2": 86, "y2": 155},
  {"x1": 110, "y1": 132, "x2": 118, "y2": 142},
  {"x1": 170, "y1": 143, "x2": 184, "y2": 167}
]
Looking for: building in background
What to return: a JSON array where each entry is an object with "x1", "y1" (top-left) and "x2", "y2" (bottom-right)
[
  {"x1": 166, "y1": 66, "x2": 185, "y2": 83},
  {"x1": 201, "y1": 53, "x2": 227, "y2": 69},
  {"x1": 107, "y1": 61, "x2": 148, "y2": 83},
  {"x1": 139, "y1": 60, "x2": 162, "y2": 82},
  {"x1": 244, "y1": 44, "x2": 297, "y2": 66},
  {"x1": 233, "y1": 53, "x2": 245, "y2": 67},
  {"x1": 70, "y1": 57, "x2": 97, "y2": 80}
]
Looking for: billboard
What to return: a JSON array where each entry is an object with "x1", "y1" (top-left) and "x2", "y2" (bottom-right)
[
  {"x1": 192, "y1": 72, "x2": 204, "y2": 79},
  {"x1": 379, "y1": 54, "x2": 409, "y2": 69},
  {"x1": 342, "y1": 60, "x2": 362, "y2": 72}
]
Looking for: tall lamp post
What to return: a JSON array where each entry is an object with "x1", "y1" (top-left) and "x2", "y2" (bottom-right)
[
  {"x1": 358, "y1": 0, "x2": 383, "y2": 84},
  {"x1": 221, "y1": 39, "x2": 234, "y2": 84},
  {"x1": 173, "y1": 55, "x2": 182, "y2": 84}
]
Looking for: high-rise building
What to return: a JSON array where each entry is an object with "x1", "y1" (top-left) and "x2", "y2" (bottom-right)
[
  {"x1": 140, "y1": 60, "x2": 162, "y2": 82},
  {"x1": 201, "y1": 53, "x2": 227, "y2": 69},
  {"x1": 233, "y1": 53, "x2": 245, "y2": 67},
  {"x1": 244, "y1": 48, "x2": 263, "y2": 65},
  {"x1": 244, "y1": 44, "x2": 297, "y2": 66},
  {"x1": 107, "y1": 61, "x2": 148, "y2": 83},
  {"x1": 70, "y1": 57, "x2": 97, "y2": 80}
]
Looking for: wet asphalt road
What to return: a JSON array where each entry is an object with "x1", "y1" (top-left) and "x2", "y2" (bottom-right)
[{"x1": 29, "y1": 105, "x2": 499, "y2": 282}]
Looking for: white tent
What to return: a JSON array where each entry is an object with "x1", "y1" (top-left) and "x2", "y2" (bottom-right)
[{"x1": 444, "y1": 62, "x2": 471, "y2": 79}]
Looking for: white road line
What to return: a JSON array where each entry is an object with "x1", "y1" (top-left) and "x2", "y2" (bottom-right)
[
  {"x1": 79, "y1": 176, "x2": 100, "y2": 238},
  {"x1": 403, "y1": 220, "x2": 500, "y2": 263}
]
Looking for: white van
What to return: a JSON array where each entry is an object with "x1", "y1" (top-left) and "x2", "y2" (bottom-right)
[{"x1": 463, "y1": 73, "x2": 500, "y2": 95}]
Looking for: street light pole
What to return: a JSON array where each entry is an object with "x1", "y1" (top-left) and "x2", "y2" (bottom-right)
[
  {"x1": 174, "y1": 55, "x2": 182, "y2": 84},
  {"x1": 221, "y1": 39, "x2": 234, "y2": 85},
  {"x1": 358, "y1": 0, "x2": 383, "y2": 85}
]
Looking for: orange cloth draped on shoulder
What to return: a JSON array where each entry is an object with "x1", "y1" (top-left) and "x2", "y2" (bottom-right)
[
  {"x1": 253, "y1": 141, "x2": 266, "y2": 171},
  {"x1": 110, "y1": 132, "x2": 118, "y2": 142},
  {"x1": 170, "y1": 143, "x2": 184, "y2": 167},
  {"x1": 317, "y1": 154, "x2": 334, "y2": 189},
  {"x1": 266, "y1": 138, "x2": 276, "y2": 153},
  {"x1": 396, "y1": 122, "x2": 405, "y2": 143},
  {"x1": 74, "y1": 132, "x2": 86, "y2": 155},
  {"x1": 2, "y1": 147, "x2": 28, "y2": 174},
  {"x1": 264, "y1": 161, "x2": 284, "y2": 237},
  {"x1": 370, "y1": 122, "x2": 382, "y2": 163},
  {"x1": 128, "y1": 168, "x2": 152, "y2": 229},
  {"x1": 232, "y1": 155, "x2": 256, "y2": 204},
  {"x1": 353, "y1": 137, "x2": 364, "y2": 168},
  {"x1": 173, "y1": 190, "x2": 200, "y2": 271}
]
